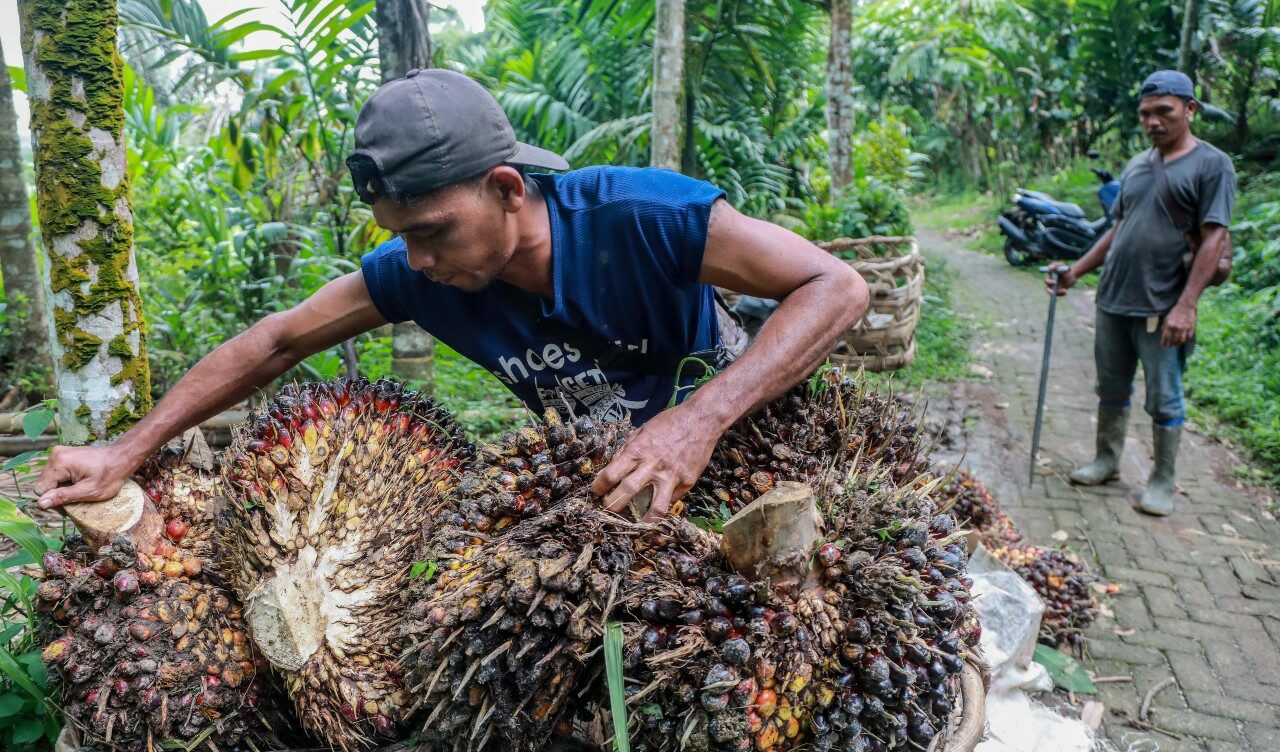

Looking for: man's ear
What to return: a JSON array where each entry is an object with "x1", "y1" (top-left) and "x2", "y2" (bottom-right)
[
  {"x1": 1186, "y1": 99, "x2": 1200, "y2": 117},
  {"x1": 489, "y1": 165, "x2": 528, "y2": 213}
]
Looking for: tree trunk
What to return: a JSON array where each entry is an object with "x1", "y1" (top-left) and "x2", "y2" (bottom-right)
[
  {"x1": 17, "y1": 0, "x2": 152, "y2": 444},
  {"x1": 651, "y1": 0, "x2": 686, "y2": 170},
  {"x1": 376, "y1": 0, "x2": 432, "y2": 78},
  {"x1": 375, "y1": 0, "x2": 435, "y2": 388},
  {"x1": 0, "y1": 37, "x2": 54, "y2": 390},
  {"x1": 1177, "y1": 0, "x2": 1202, "y2": 76},
  {"x1": 826, "y1": 0, "x2": 856, "y2": 193}
]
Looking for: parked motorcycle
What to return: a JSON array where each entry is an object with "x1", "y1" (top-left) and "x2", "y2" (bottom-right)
[{"x1": 996, "y1": 152, "x2": 1120, "y2": 267}]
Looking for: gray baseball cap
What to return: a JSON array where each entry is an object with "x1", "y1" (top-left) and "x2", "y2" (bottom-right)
[
  {"x1": 346, "y1": 68, "x2": 569, "y2": 204},
  {"x1": 1139, "y1": 70, "x2": 1195, "y2": 101}
]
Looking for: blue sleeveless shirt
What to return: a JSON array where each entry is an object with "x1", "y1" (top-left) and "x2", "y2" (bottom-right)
[{"x1": 360, "y1": 166, "x2": 726, "y2": 424}]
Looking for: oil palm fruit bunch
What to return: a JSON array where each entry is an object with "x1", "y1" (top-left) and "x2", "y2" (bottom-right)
[
  {"x1": 594, "y1": 465, "x2": 982, "y2": 752},
  {"x1": 36, "y1": 529, "x2": 276, "y2": 751},
  {"x1": 932, "y1": 469, "x2": 1021, "y2": 547},
  {"x1": 218, "y1": 378, "x2": 473, "y2": 750},
  {"x1": 402, "y1": 497, "x2": 637, "y2": 752},
  {"x1": 689, "y1": 369, "x2": 928, "y2": 517},
  {"x1": 990, "y1": 544, "x2": 1099, "y2": 651}
]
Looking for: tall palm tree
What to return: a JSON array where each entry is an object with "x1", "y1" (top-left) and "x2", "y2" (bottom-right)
[
  {"x1": 652, "y1": 0, "x2": 686, "y2": 169},
  {"x1": 17, "y1": 0, "x2": 152, "y2": 442},
  {"x1": 376, "y1": 0, "x2": 436, "y2": 388},
  {"x1": 826, "y1": 0, "x2": 855, "y2": 191},
  {"x1": 0, "y1": 38, "x2": 53, "y2": 391}
]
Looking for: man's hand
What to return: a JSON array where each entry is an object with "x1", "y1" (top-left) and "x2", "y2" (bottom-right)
[
  {"x1": 590, "y1": 403, "x2": 719, "y2": 521},
  {"x1": 1161, "y1": 302, "x2": 1196, "y2": 347},
  {"x1": 1045, "y1": 263, "x2": 1076, "y2": 296},
  {"x1": 34, "y1": 444, "x2": 136, "y2": 509}
]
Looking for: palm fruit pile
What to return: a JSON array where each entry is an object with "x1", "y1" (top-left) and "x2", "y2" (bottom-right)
[
  {"x1": 931, "y1": 469, "x2": 1101, "y2": 651},
  {"x1": 401, "y1": 368, "x2": 982, "y2": 752},
  {"x1": 36, "y1": 460, "x2": 278, "y2": 751},
  {"x1": 218, "y1": 378, "x2": 473, "y2": 750},
  {"x1": 932, "y1": 469, "x2": 1021, "y2": 547},
  {"x1": 612, "y1": 465, "x2": 981, "y2": 752},
  {"x1": 988, "y1": 544, "x2": 1099, "y2": 651},
  {"x1": 688, "y1": 372, "x2": 928, "y2": 517}
]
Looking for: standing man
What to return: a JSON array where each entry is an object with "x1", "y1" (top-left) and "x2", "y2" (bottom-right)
[
  {"x1": 1049, "y1": 70, "x2": 1234, "y2": 516},
  {"x1": 34, "y1": 69, "x2": 868, "y2": 520}
]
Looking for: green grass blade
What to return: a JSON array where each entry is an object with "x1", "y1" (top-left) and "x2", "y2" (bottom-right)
[
  {"x1": 604, "y1": 621, "x2": 630, "y2": 752},
  {"x1": 0, "y1": 642, "x2": 46, "y2": 706}
]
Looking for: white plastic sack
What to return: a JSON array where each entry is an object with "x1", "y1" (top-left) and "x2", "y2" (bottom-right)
[{"x1": 967, "y1": 544, "x2": 1108, "y2": 752}]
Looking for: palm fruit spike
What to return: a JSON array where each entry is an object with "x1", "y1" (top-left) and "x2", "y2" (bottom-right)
[
  {"x1": 688, "y1": 368, "x2": 930, "y2": 518},
  {"x1": 219, "y1": 378, "x2": 473, "y2": 750},
  {"x1": 37, "y1": 534, "x2": 290, "y2": 752},
  {"x1": 402, "y1": 497, "x2": 636, "y2": 752}
]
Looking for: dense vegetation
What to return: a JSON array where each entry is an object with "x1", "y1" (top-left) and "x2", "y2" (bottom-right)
[{"x1": 0, "y1": 0, "x2": 1276, "y2": 453}]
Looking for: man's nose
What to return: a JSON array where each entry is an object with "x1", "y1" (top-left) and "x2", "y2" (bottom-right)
[{"x1": 405, "y1": 243, "x2": 436, "y2": 272}]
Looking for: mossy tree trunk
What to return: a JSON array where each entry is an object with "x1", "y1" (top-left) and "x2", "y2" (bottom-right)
[
  {"x1": 651, "y1": 0, "x2": 686, "y2": 171},
  {"x1": 826, "y1": 0, "x2": 855, "y2": 192},
  {"x1": 1177, "y1": 0, "x2": 1202, "y2": 77},
  {"x1": 375, "y1": 0, "x2": 435, "y2": 390},
  {"x1": 0, "y1": 37, "x2": 54, "y2": 392},
  {"x1": 17, "y1": 0, "x2": 151, "y2": 444}
]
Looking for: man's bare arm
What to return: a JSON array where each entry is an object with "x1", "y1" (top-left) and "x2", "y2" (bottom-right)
[
  {"x1": 1162, "y1": 223, "x2": 1228, "y2": 346},
  {"x1": 591, "y1": 199, "x2": 867, "y2": 518},
  {"x1": 35, "y1": 272, "x2": 388, "y2": 508}
]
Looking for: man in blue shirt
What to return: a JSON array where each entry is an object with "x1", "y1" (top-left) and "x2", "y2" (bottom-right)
[{"x1": 35, "y1": 69, "x2": 868, "y2": 521}]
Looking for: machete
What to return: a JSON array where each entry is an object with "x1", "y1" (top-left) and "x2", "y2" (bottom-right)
[{"x1": 1029, "y1": 266, "x2": 1061, "y2": 484}]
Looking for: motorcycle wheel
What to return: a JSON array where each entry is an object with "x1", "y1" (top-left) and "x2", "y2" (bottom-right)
[{"x1": 1003, "y1": 237, "x2": 1034, "y2": 267}]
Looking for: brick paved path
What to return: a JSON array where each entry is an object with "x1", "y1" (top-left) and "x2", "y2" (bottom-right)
[{"x1": 918, "y1": 228, "x2": 1280, "y2": 751}]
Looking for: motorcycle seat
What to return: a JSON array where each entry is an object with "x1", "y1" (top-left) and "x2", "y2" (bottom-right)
[{"x1": 1017, "y1": 189, "x2": 1086, "y2": 218}]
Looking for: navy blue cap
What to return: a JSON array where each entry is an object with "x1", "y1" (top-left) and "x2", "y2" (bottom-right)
[{"x1": 1139, "y1": 70, "x2": 1195, "y2": 100}]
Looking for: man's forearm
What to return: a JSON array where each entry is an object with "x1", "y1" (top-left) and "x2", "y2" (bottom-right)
[
  {"x1": 1070, "y1": 224, "x2": 1117, "y2": 277},
  {"x1": 1175, "y1": 226, "x2": 1228, "y2": 310},
  {"x1": 682, "y1": 270, "x2": 867, "y2": 431},
  {"x1": 113, "y1": 316, "x2": 305, "y2": 465}
]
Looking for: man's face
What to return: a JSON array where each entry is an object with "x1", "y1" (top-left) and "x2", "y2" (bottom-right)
[
  {"x1": 371, "y1": 171, "x2": 517, "y2": 292},
  {"x1": 1138, "y1": 95, "x2": 1196, "y2": 148}
]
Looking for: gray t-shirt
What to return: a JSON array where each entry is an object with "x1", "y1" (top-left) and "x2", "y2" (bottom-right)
[{"x1": 1098, "y1": 139, "x2": 1235, "y2": 316}]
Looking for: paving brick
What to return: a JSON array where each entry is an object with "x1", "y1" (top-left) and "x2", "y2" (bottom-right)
[
  {"x1": 1120, "y1": 629, "x2": 1203, "y2": 654},
  {"x1": 1106, "y1": 565, "x2": 1174, "y2": 588},
  {"x1": 1185, "y1": 690, "x2": 1279, "y2": 724},
  {"x1": 1242, "y1": 722, "x2": 1280, "y2": 751},
  {"x1": 1214, "y1": 596, "x2": 1278, "y2": 616},
  {"x1": 1154, "y1": 616, "x2": 1233, "y2": 644},
  {"x1": 1110, "y1": 594, "x2": 1155, "y2": 630},
  {"x1": 1166, "y1": 650, "x2": 1220, "y2": 693},
  {"x1": 1148, "y1": 708, "x2": 1240, "y2": 741},
  {"x1": 1188, "y1": 606, "x2": 1266, "y2": 630},
  {"x1": 1143, "y1": 584, "x2": 1189, "y2": 618},
  {"x1": 1086, "y1": 638, "x2": 1165, "y2": 666},
  {"x1": 1177, "y1": 579, "x2": 1217, "y2": 609}
]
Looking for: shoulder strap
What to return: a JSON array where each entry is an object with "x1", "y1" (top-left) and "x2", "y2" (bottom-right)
[
  {"x1": 1148, "y1": 148, "x2": 1196, "y2": 235},
  {"x1": 493, "y1": 283, "x2": 727, "y2": 377}
]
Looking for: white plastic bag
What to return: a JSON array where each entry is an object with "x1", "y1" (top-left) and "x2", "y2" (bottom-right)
[{"x1": 968, "y1": 545, "x2": 1107, "y2": 752}]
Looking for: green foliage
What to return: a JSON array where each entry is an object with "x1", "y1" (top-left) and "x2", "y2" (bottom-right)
[
  {"x1": 0, "y1": 482, "x2": 62, "y2": 751},
  {"x1": 798, "y1": 178, "x2": 914, "y2": 243},
  {"x1": 0, "y1": 301, "x2": 52, "y2": 398},
  {"x1": 867, "y1": 255, "x2": 973, "y2": 389},
  {"x1": 432, "y1": 344, "x2": 525, "y2": 442}
]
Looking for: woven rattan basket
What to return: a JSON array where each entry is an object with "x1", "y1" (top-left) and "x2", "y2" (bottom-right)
[{"x1": 818, "y1": 235, "x2": 924, "y2": 372}]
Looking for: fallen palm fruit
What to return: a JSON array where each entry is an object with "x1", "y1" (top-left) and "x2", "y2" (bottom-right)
[
  {"x1": 218, "y1": 378, "x2": 473, "y2": 749},
  {"x1": 990, "y1": 544, "x2": 1099, "y2": 651},
  {"x1": 932, "y1": 469, "x2": 1021, "y2": 547}
]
